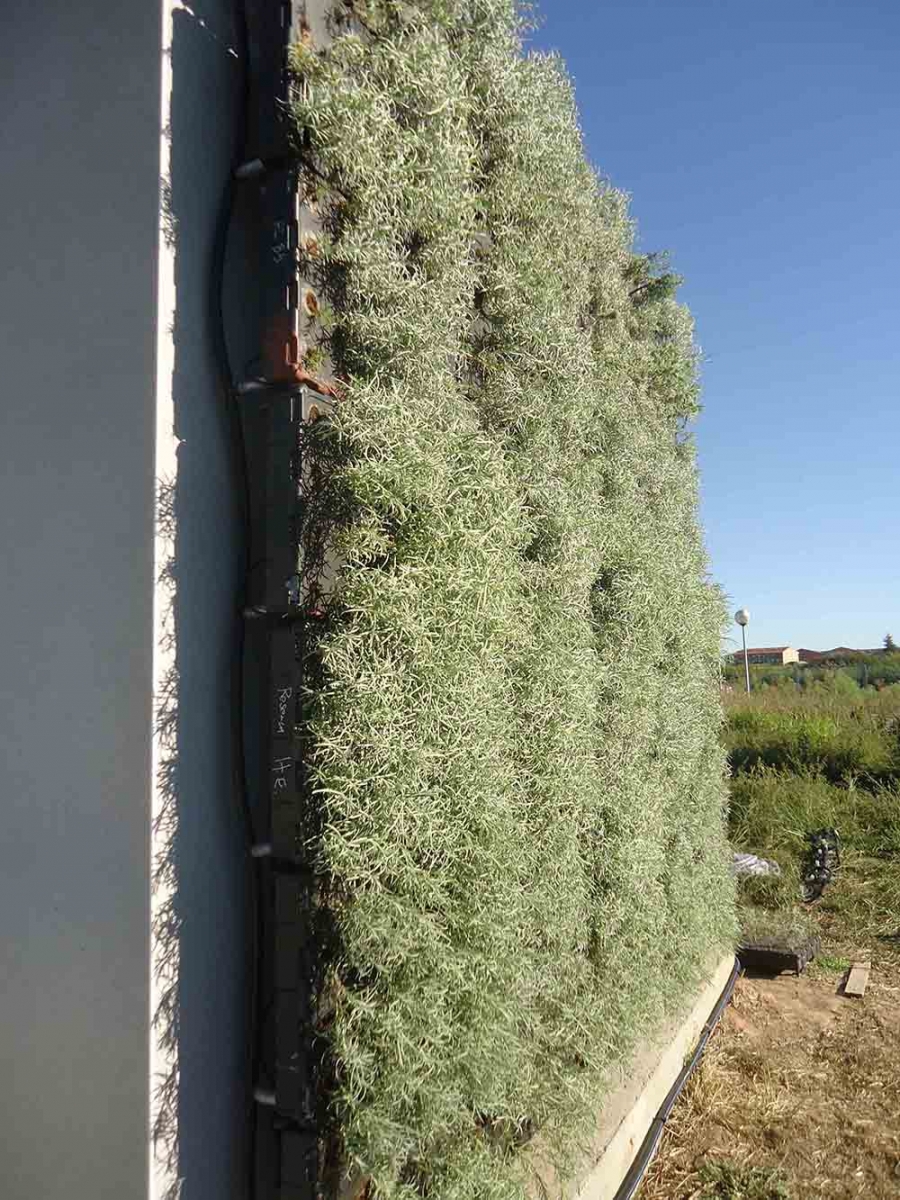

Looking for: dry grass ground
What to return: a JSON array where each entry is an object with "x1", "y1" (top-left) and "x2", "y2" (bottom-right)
[{"x1": 640, "y1": 946, "x2": 900, "y2": 1198}]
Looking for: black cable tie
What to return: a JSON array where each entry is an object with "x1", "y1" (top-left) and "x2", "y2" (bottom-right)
[
  {"x1": 234, "y1": 157, "x2": 266, "y2": 179},
  {"x1": 242, "y1": 605, "x2": 322, "y2": 624},
  {"x1": 234, "y1": 153, "x2": 299, "y2": 180},
  {"x1": 237, "y1": 378, "x2": 307, "y2": 397},
  {"x1": 243, "y1": 605, "x2": 269, "y2": 619}
]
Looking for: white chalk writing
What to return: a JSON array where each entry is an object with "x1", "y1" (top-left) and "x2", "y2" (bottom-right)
[{"x1": 275, "y1": 686, "x2": 293, "y2": 736}]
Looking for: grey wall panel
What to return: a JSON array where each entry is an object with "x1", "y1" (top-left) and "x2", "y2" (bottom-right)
[
  {"x1": 0, "y1": 2, "x2": 162, "y2": 1198},
  {"x1": 0, "y1": 2, "x2": 255, "y2": 1197},
  {"x1": 161, "y1": 1, "x2": 258, "y2": 1195}
]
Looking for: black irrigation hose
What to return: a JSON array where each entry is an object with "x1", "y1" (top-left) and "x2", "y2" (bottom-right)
[
  {"x1": 210, "y1": 1, "x2": 261, "y2": 1196},
  {"x1": 612, "y1": 956, "x2": 741, "y2": 1200}
]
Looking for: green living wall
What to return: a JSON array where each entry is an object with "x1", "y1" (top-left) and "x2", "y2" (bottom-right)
[{"x1": 289, "y1": 2, "x2": 735, "y2": 1195}]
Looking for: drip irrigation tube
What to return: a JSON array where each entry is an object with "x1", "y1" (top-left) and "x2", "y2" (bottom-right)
[{"x1": 612, "y1": 956, "x2": 741, "y2": 1200}]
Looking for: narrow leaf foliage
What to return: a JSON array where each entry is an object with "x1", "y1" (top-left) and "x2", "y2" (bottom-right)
[{"x1": 289, "y1": 4, "x2": 735, "y2": 1196}]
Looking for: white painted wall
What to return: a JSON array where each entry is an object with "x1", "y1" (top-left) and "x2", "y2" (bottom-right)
[{"x1": 1, "y1": 3, "x2": 253, "y2": 1197}]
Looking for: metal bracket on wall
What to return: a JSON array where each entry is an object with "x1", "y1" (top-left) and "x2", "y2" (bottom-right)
[{"x1": 240, "y1": 2, "x2": 335, "y2": 1197}]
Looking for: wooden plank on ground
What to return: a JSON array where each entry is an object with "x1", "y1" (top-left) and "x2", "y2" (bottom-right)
[{"x1": 845, "y1": 961, "x2": 871, "y2": 997}]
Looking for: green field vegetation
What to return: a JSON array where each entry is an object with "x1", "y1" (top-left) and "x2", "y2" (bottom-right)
[
  {"x1": 723, "y1": 650, "x2": 900, "y2": 692},
  {"x1": 724, "y1": 680, "x2": 900, "y2": 945},
  {"x1": 286, "y1": 3, "x2": 735, "y2": 1197},
  {"x1": 723, "y1": 680, "x2": 900, "y2": 784}
]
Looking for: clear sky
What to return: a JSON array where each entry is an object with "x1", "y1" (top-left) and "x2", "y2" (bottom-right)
[{"x1": 530, "y1": 0, "x2": 900, "y2": 655}]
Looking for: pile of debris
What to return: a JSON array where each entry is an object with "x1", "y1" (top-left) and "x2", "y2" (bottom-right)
[{"x1": 733, "y1": 828, "x2": 841, "y2": 974}]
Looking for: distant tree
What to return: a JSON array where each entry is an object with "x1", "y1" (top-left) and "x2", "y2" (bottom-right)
[{"x1": 884, "y1": 632, "x2": 897, "y2": 652}]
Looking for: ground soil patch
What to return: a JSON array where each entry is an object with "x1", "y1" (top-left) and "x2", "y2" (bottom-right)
[{"x1": 640, "y1": 948, "x2": 900, "y2": 1198}]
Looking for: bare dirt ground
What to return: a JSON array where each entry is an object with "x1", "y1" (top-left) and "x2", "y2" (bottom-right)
[{"x1": 639, "y1": 940, "x2": 900, "y2": 1199}]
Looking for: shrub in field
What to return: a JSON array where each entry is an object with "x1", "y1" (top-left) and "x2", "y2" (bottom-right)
[
  {"x1": 697, "y1": 1159, "x2": 790, "y2": 1199},
  {"x1": 722, "y1": 663, "x2": 802, "y2": 690},
  {"x1": 724, "y1": 688, "x2": 900, "y2": 784},
  {"x1": 288, "y1": 4, "x2": 734, "y2": 1195},
  {"x1": 852, "y1": 655, "x2": 900, "y2": 688}
]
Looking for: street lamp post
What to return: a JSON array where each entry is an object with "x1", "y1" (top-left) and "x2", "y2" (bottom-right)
[{"x1": 735, "y1": 608, "x2": 750, "y2": 693}]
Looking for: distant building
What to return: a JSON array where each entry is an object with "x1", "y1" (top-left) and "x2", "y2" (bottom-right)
[{"x1": 733, "y1": 645, "x2": 799, "y2": 666}]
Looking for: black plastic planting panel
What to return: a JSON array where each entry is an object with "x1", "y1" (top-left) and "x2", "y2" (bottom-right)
[{"x1": 240, "y1": 3, "x2": 335, "y2": 1197}]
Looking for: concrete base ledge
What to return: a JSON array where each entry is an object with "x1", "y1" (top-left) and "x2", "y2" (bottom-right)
[{"x1": 528, "y1": 953, "x2": 736, "y2": 1200}]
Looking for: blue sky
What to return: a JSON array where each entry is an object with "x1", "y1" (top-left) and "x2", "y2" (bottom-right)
[{"x1": 530, "y1": 0, "x2": 900, "y2": 654}]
